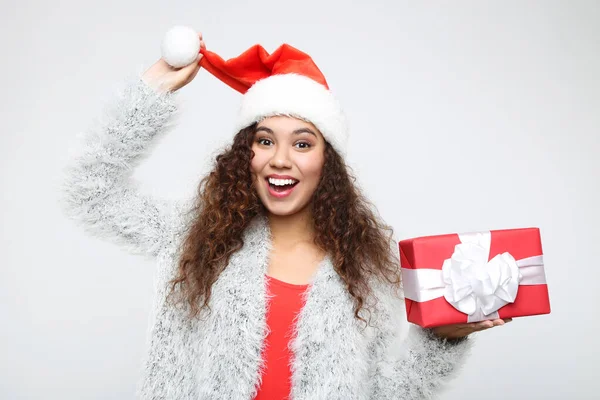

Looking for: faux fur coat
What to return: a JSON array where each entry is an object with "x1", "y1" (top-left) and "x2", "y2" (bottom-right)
[{"x1": 60, "y1": 73, "x2": 473, "y2": 399}]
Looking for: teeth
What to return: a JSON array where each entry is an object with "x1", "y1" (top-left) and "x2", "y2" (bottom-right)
[{"x1": 268, "y1": 177, "x2": 298, "y2": 186}]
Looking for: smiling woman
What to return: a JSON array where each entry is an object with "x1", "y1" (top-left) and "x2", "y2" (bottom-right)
[
  {"x1": 251, "y1": 116, "x2": 325, "y2": 213},
  {"x1": 60, "y1": 33, "x2": 477, "y2": 400}
]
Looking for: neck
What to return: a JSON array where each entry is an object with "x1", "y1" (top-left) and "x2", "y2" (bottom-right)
[{"x1": 267, "y1": 206, "x2": 315, "y2": 248}]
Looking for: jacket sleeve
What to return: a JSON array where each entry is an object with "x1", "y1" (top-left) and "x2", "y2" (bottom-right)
[
  {"x1": 370, "y1": 322, "x2": 473, "y2": 400},
  {"x1": 59, "y1": 73, "x2": 184, "y2": 258}
]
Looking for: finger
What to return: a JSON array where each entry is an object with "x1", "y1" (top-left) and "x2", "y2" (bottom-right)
[
  {"x1": 198, "y1": 31, "x2": 202, "y2": 40},
  {"x1": 200, "y1": 39, "x2": 206, "y2": 50},
  {"x1": 187, "y1": 63, "x2": 201, "y2": 82},
  {"x1": 194, "y1": 52, "x2": 203, "y2": 64},
  {"x1": 503, "y1": 318, "x2": 513, "y2": 323},
  {"x1": 482, "y1": 320, "x2": 495, "y2": 328},
  {"x1": 473, "y1": 320, "x2": 494, "y2": 331},
  {"x1": 466, "y1": 322, "x2": 483, "y2": 331},
  {"x1": 178, "y1": 54, "x2": 201, "y2": 76},
  {"x1": 454, "y1": 323, "x2": 484, "y2": 334}
]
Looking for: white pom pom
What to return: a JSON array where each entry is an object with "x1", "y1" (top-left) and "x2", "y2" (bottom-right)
[{"x1": 161, "y1": 25, "x2": 200, "y2": 68}]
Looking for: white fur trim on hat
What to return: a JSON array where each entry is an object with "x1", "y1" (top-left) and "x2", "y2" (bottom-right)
[{"x1": 234, "y1": 73, "x2": 349, "y2": 156}]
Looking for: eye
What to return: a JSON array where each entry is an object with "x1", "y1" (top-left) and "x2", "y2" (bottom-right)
[
  {"x1": 295, "y1": 142, "x2": 312, "y2": 149},
  {"x1": 257, "y1": 138, "x2": 273, "y2": 146}
]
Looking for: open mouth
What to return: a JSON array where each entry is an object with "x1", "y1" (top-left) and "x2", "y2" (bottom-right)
[{"x1": 265, "y1": 177, "x2": 299, "y2": 194}]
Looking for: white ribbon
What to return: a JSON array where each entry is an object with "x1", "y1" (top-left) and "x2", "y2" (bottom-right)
[{"x1": 401, "y1": 231, "x2": 546, "y2": 322}]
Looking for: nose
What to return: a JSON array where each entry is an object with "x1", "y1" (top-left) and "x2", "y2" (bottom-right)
[{"x1": 269, "y1": 145, "x2": 292, "y2": 169}]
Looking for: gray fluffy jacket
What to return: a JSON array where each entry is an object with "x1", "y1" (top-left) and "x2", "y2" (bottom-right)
[{"x1": 60, "y1": 73, "x2": 473, "y2": 399}]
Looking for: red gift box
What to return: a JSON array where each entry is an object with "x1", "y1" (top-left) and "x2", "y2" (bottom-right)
[{"x1": 399, "y1": 228, "x2": 551, "y2": 328}]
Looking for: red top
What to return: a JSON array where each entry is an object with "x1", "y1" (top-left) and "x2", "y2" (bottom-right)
[{"x1": 254, "y1": 275, "x2": 309, "y2": 400}]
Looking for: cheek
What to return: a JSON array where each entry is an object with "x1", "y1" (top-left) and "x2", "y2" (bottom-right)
[
  {"x1": 298, "y1": 157, "x2": 325, "y2": 183},
  {"x1": 250, "y1": 148, "x2": 267, "y2": 174},
  {"x1": 249, "y1": 158, "x2": 259, "y2": 175}
]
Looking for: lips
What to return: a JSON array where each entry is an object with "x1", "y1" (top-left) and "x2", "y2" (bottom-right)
[{"x1": 264, "y1": 176, "x2": 299, "y2": 199}]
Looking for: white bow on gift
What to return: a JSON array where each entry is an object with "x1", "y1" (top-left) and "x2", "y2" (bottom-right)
[{"x1": 401, "y1": 231, "x2": 547, "y2": 322}]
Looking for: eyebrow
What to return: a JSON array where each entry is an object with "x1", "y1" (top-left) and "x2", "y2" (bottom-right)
[{"x1": 255, "y1": 126, "x2": 317, "y2": 138}]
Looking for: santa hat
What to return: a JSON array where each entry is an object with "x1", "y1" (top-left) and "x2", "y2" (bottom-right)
[{"x1": 198, "y1": 44, "x2": 348, "y2": 155}]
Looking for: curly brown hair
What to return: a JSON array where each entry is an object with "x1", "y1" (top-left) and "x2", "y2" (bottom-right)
[{"x1": 166, "y1": 123, "x2": 401, "y2": 326}]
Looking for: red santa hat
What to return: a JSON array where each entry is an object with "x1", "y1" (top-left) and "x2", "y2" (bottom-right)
[{"x1": 198, "y1": 44, "x2": 348, "y2": 155}]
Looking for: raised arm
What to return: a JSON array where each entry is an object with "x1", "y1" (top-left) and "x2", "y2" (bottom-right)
[
  {"x1": 60, "y1": 36, "x2": 205, "y2": 257},
  {"x1": 60, "y1": 75, "x2": 182, "y2": 257}
]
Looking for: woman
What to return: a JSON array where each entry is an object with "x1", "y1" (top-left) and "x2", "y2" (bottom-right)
[{"x1": 61, "y1": 32, "x2": 509, "y2": 399}]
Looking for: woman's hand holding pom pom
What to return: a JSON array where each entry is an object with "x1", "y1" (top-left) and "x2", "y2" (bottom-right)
[{"x1": 142, "y1": 30, "x2": 206, "y2": 94}]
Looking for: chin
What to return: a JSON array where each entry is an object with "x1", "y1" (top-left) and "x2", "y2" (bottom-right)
[
  {"x1": 262, "y1": 202, "x2": 301, "y2": 216},
  {"x1": 258, "y1": 194, "x2": 310, "y2": 217}
]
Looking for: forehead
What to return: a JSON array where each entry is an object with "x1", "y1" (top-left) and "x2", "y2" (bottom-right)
[{"x1": 256, "y1": 115, "x2": 323, "y2": 139}]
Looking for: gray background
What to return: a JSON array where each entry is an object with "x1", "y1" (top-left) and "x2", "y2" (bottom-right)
[{"x1": 2, "y1": 0, "x2": 598, "y2": 398}]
